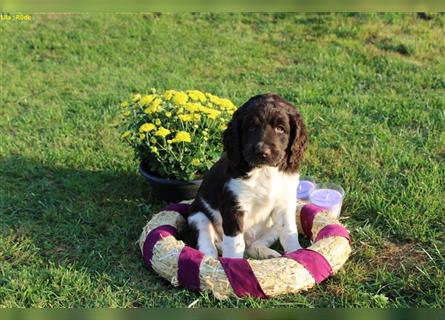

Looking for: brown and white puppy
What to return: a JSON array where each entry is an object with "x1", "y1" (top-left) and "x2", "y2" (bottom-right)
[{"x1": 186, "y1": 93, "x2": 307, "y2": 258}]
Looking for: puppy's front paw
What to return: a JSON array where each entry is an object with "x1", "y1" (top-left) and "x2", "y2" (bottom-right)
[
  {"x1": 222, "y1": 251, "x2": 244, "y2": 259},
  {"x1": 263, "y1": 248, "x2": 281, "y2": 259},
  {"x1": 285, "y1": 243, "x2": 301, "y2": 253},
  {"x1": 198, "y1": 244, "x2": 218, "y2": 257},
  {"x1": 222, "y1": 234, "x2": 245, "y2": 258},
  {"x1": 282, "y1": 233, "x2": 302, "y2": 253},
  {"x1": 248, "y1": 245, "x2": 281, "y2": 259}
]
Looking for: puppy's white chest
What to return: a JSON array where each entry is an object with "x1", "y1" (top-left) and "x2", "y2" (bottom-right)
[{"x1": 227, "y1": 167, "x2": 299, "y2": 236}]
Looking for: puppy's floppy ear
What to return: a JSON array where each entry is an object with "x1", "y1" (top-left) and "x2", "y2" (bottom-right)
[
  {"x1": 286, "y1": 109, "x2": 308, "y2": 172},
  {"x1": 223, "y1": 107, "x2": 244, "y2": 169}
]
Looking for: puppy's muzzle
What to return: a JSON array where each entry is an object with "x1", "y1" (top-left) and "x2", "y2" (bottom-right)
[{"x1": 256, "y1": 142, "x2": 272, "y2": 161}]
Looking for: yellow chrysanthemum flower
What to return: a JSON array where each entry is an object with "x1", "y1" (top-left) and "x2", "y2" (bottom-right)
[
  {"x1": 219, "y1": 98, "x2": 236, "y2": 110},
  {"x1": 191, "y1": 158, "x2": 200, "y2": 166},
  {"x1": 207, "y1": 93, "x2": 222, "y2": 105},
  {"x1": 178, "y1": 114, "x2": 193, "y2": 122},
  {"x1": 132, "y1": 94, "x2": 141, "y2": 102},
  {"x1": 164, "y1": 90, "x2": 176, "y2": 101},
  {"x1": 144, "y1": 98, "x2": 163, "y2": 114},
  {"x1": 206, "y1": 109, "x2": 221, "y2": 120},
  {"x1": 197, "y1": 106, "x2": 221, "y2": 118},
  {"x1": 208, "y1": 114, "x2": 217, "y2": 120},
  {"x1": 185, "y1": 102, "x2": 200, "y2": 113},
  {"x1": 193, "y1": 114, "x2": 201, "y2": 122},
  {"x1": 139, "y1": 123, "x2": 156, "y2": 133},
  {"x1": 121, "y1": 130, "x2": 131, "y2": 138},
  {"x1": 151, "y1": 98, "x2": 162, "y2": 108},
  {"x1": 172, "y1": 131, "x2": 191, "y2": 143},
  {"x1": 187, "y1": 90, "x2": 207, "y2": 102},
  {"x1": 140, "y1": 94, "x2": 155, "y2": 106},
  {"x1": 172, "y1": 91, "x2": 188, "y2": 105},
  {"x1": 155, "y1": 127, "x2": 171, "y2": 138},
  {"x1": 144, "y1": 106, "x2": 156, "y2": 114},
  {"x1": 120, "y1": 101, "x2": 129, "y2": 108}
]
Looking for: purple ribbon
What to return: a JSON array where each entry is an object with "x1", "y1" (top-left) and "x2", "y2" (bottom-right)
[
  {"x1": 218, "y1": 257, "x2": 267, "y2": 298},
  {"x1": 285, "y1": 249, "x2": 333, "y2": 284},
  {"x1": 300, "y1": 204, "x2": 325, "y2": 240},
  {"x1": 161, "y1": 203, "x2": 190, "y2": 217},
  {"x1": 177, "y1": 246, "x2": 204, "y2": 292},
  {"x1": 143, "y1": 225, "x2": 178, "y2": 271},
  {"x1": 315, "y1": 224, "x2": 351, "y2": 244}
]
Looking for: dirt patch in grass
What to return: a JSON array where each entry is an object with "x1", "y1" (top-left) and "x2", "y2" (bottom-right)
[
  {"x1": 375, "y1": 240, "x2": 427, "y2": 273},
  {"x1": 324, "y1": 282, "x2": 347, "y2": 296},
  {"x1": 437, "y1": 148, "x2": 445, "y2": 163}
]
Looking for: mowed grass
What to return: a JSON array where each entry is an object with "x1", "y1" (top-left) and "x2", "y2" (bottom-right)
[{"x1": 1, "y1": 13, "x2": 444, "y2": 307}]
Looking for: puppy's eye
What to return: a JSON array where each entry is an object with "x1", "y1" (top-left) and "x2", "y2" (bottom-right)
[
  {"x1": 275, "y1": 126, "x2": 285, "y2": 134},
  {"x1": 248, "y1": 125, "x2": 257, "y2": 132}
]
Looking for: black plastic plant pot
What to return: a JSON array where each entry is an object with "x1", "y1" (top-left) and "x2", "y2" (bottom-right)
[{"x1": 139, "y1": 161, "x2": 202, "y2": 202}]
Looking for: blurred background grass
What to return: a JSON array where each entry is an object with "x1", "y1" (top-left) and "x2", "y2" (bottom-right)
[{"x1": 0, "y1": 13, "x2": 444, "y2": 307}]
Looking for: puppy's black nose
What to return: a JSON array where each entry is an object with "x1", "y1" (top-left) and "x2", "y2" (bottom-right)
[{"x1": 256, "y1": 143, "x2": 271, "y2": 159}]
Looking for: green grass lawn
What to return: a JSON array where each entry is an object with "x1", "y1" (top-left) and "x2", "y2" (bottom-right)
[{"x1": 1, "y1": 13, "x2": 444, "y2": 307}]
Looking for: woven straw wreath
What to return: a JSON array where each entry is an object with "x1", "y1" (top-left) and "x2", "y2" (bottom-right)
[{"x1": 138, "y1": 200, "x2": 352, "y2": 300}]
